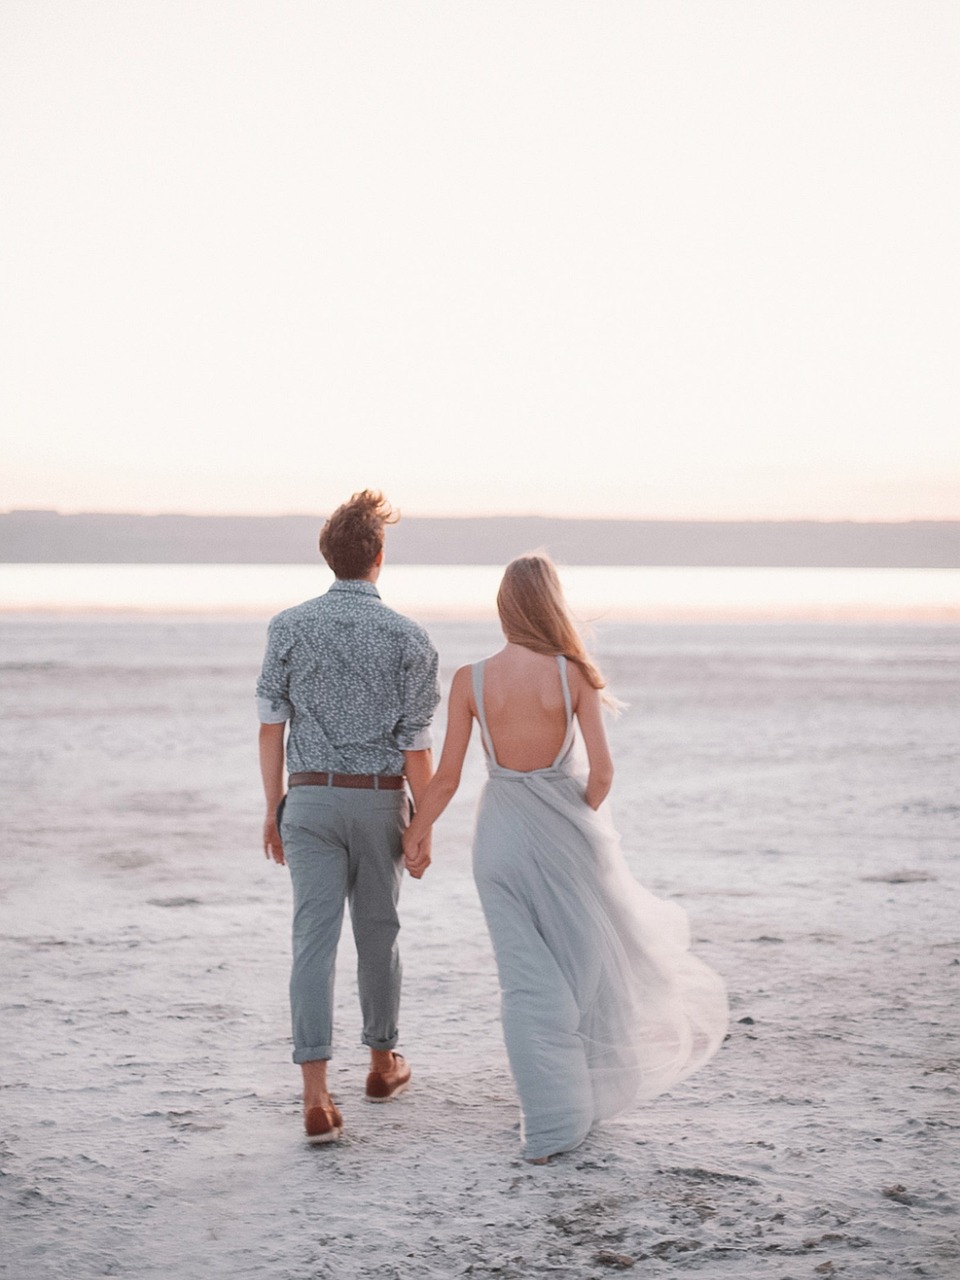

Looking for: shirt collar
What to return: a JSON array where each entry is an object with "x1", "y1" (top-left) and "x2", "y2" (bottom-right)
[{"x1": 328, "y1": 578, "x2": 381, "y2": 599}]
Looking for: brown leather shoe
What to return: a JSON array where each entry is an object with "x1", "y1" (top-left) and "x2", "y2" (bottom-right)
[
  {"x1": 304, "y1": 1101, "x2": 343, "y2": 1144},
  {"x1": 365, "y1": 1052, "x2": 412, "y2": 1103}
]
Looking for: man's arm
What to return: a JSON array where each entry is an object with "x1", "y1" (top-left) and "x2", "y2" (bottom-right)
[
  {"x1": 256, "y1": 614, "x2": 293, "y2": 866},
  {"x1": 259, "y1": 722, "x2": 286, "y2": 865},
  {"x1": 395, "y1": 632, "x2": 441, "y2": 756},
  {"x1": 402, "y1": 748, "x2": 434, "y2": 879}
]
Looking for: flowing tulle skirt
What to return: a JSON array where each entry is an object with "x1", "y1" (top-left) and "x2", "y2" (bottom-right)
[{"x1": 472, "y1": 768, "x2": 729, "y2": 1161}]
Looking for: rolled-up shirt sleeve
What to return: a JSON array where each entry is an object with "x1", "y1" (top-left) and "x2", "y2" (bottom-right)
[
  {"x1": 395, "y1": 630, "x2": 440, "y2": 751},
  {"x1": 256, "y1": 616, "x2": 294, "y2": 723}
]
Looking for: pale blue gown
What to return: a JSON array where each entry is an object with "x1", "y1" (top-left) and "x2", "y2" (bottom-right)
[{"x1": 471, "y1": 656, "x2": 729, "y2": 1161}]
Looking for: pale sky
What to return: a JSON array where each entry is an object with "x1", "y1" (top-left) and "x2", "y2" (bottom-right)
[{"x1": 1, "y1": 1, "x2": 957, "y2": 520}]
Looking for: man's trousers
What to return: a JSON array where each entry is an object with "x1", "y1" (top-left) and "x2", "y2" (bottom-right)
[{"x1": 280, "y1": 783, "x2": 409, "y2": 1063}]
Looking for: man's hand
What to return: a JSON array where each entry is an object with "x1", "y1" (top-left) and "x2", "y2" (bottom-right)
[
  {"x1": 259, "y1": 722, "x2": 287, "y2": 865},
  {"x1": 263, "y1": 813, "x2": 285, "y2": 865},
  {"x1": 402, "y1": 827, "x2": 431, "y2": 879}
]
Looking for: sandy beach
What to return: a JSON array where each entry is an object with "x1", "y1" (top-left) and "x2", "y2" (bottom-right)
[{"x1": 1, "y1": 615, "x2": 957, "y2": 1278}]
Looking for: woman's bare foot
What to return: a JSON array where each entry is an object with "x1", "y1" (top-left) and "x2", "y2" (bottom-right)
[{"x1": 525, "y1": 1155, "x2": 553, "y2": 1165}]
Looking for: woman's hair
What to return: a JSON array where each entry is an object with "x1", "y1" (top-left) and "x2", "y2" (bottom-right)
[
  {"x1": 319, "y1": 489, "x2": 399, "y2": 580},
  {"x1": 496, "y1": 552, "x2": 608, "y2": 691}
]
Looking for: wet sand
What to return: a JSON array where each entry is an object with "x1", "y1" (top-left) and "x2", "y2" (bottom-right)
[{"x1": 1, "y1": 617, "x2": 957, "y2": 1278}]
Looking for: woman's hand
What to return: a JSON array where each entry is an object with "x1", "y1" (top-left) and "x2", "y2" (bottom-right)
[
  {"x1": 402, "y1": 825, "x2": 432, "y2": 879},
  {"x1": 574, "y1": 677, "x2": 614, "y2": 811},
  {"x1": 583, "y1": 770, "x2": 613, "y2": 810}
]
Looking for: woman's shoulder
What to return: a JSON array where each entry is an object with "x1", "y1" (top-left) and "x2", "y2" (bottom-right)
[
  {"x1": 562, "y1": 655, "x2": 601, "y2": 706},
  {"x1": 447, "y1": 663, "x2": 482, "y2": 715},
  {"x1": 560, "y1": 652, "x2": 582, "y2": 683},
  {"x1": 450, "y1": 663, "x2": 478, "y2": 695}
]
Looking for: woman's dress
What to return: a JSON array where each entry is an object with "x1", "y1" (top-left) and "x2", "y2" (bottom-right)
[{"x1": 471, "y1": 656, "x2": 729, "y2": 1161}]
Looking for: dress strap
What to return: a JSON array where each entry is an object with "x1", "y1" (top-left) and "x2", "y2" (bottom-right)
[
  {"x1": 557, "y1": 654, "x2": 572, "y2": 724},
  {"x1": 553, "y1": 655, "x2": 576, "y2": 767},
  {"x1": 471, "y1": 661, "x2": 499, "y2": 766}
]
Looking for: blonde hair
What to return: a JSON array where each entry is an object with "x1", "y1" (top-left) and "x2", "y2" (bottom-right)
[{"x1": 496, "y1": 552, "x2": 607, "y2": 691}]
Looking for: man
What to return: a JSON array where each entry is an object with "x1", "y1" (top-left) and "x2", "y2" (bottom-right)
[{"x1": 256, "y1": 490, "x2": 439, "y2": 1144}]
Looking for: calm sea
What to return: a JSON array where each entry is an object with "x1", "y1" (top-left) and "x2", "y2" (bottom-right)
[{"x1": 0, "y1": 563, "x2": 957, "y2": 621}]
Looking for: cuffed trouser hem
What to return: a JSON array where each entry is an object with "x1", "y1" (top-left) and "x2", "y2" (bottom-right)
[
  {"x1": 292, "y1": 1045, "x2": 333, "y2": 1064},
  {"x1": 362, "y1": 1033, "x2": 400, "y2": 1051}
]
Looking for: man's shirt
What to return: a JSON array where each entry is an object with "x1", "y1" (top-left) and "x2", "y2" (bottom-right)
[{"x1": 256, "y1": 579, "x2": 440, "y2": 775}]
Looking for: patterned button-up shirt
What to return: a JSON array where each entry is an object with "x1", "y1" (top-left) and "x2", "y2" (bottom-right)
[{"x1": 256, "y1": 579, "x2": 440, "y2": 775}]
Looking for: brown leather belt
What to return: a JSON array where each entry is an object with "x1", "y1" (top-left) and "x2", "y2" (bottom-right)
[{"x1": 288, "y1": 771, "x2": 405, "y2": 791}]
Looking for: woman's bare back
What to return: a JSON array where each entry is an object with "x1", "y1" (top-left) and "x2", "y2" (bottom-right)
[{"x1": 477, "y1": 645, "x2": 571, "y2": 771}]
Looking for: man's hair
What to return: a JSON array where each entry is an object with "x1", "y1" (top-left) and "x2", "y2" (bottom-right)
[{"x1": 319, "y1": 489, "x2": 399, "y2": 579}]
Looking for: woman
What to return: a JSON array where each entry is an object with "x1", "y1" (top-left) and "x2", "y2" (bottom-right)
[{"x1": 402, "y1": 554, "x2": 728, "y2": 1163}]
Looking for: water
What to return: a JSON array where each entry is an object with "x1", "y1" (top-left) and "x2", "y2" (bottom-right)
[{"x1": 1, "y1": 562, "x2": 958, "y2": 620}]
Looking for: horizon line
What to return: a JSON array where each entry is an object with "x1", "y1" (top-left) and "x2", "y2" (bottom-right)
[{"x1": 5, "y1": 509, "x2": 959, "y2": 526}]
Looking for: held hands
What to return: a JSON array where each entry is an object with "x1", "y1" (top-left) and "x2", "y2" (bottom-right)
[
  {"x1": 263, "y1": 813, "x2": 285, "y2": 866},
  {"x1": 402, "y1": 824, "x2": 432, "y2": 879}
]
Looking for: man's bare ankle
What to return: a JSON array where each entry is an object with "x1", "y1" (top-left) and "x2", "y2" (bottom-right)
[
  {"x1": 369, "y1": 1049, "x2": 396, "y2": 1073},
  {"x1": 301, "y1": 1059, "x2": 330, "y2": 1107}
]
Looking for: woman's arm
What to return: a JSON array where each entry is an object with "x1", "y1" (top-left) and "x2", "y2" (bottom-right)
[
  {"x1": 572, "y1": 671, "x2": 615, "y2": 810},
  {"x1": 402, "y1": 748, "x2": 434, "y2": 810},
  {"x1": 402, "y1": 666, "x2": 475, "y2": 877}
]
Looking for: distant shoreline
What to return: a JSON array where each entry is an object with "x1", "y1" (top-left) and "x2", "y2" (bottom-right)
[
  {"x1": 2, "y1": 563, "x2": 959, "y2": 622},
  {"x1": 2, "y1": 510, "x2": 959, "y2": 568}
]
